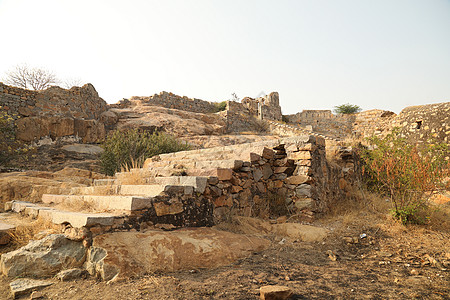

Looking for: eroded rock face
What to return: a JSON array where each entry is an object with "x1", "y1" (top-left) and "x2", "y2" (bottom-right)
[
  {"x1": 0, "y1": 234, "x2": 86, "y2": 278},
  {"x1": 86, "y1": 228, "x2": 270, "y2": 281}
]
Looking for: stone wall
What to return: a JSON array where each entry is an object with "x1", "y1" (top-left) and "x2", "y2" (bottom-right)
[
  {"x1": 241, "y1": 92, "x2": 282, "y2": 121},
  {"x1": 391, "y1": 102, "x2": 450, "y2": 144},
  {"x1": 144, "y1": 135, "x2": 357, "y2": 222},
  {"x1": 129, "y1": 91, "x2": 218, "y2": 114},
  {"x1": 0, "y1": 83, "x2": 108, "y2": 143},
  {"x1": 0, "y1": 83, "x2": 107, "y2": 119},
  {"x1": 283, "y1": 102, "x2": 449, "y2": 145}
]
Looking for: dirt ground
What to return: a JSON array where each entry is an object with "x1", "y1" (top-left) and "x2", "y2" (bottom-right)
[{"x1": 1, "y1": 195, "x2": 449, "y2": 300}]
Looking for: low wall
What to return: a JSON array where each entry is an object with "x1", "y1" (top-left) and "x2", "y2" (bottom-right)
[{"x1": 130, "y1": 91, "x2": 218, "y2": 114}]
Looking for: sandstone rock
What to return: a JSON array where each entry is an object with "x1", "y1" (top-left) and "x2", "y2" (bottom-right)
[
  {"x1": 216, "y1": 168, "x2": 233, "y2": 181},
  {"x1": 9, "y1": 278, "x2": 53, "y2": 299},
  {"x1": 56, "y1": 268, "x2": 89, "y2": 281},
  {"x1": 272, "y1": 223, "x2": 328, "y2": 242},
  {"x1": 86, "y1": 228, "x2": 270, "y2": 280},
  {"x1": 284, "y1": 175, "x2": 310, "y2": 185},
  {"x1": 259, "y1": 285, "x2": 293, "y2": 300},
  {"x1": 1, "y1": 234, "x2": 86, "y2": 278},
  {"x1": 262, "y1": 147, "x2": 275, "y2": 160}
]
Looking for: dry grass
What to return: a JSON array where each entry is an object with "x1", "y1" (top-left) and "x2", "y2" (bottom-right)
[
  {"x1": 8, "y1": 217, "x2": 60, "y2": 247},
  {"x1": 56, "y1": 197, "x2": 97, "y2": 213},
  {"x1": 119, "y1": 157, "x2": 149, "y2": 185}
]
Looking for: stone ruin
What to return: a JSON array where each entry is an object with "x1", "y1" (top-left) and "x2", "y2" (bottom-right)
[{"x1": 0, "y1": 82, "x2": 448, "y2": 282}]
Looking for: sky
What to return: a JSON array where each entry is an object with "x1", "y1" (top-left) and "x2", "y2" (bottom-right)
[{"x1": 0, "y1": 0, "x2": 449, "y2": 114}]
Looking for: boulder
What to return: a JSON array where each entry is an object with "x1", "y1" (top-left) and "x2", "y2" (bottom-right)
[
  {"x1": 86, "y1": 228, "x2": 270, "y2": 281},
  {"x1": 1, "y1": 234, "x2": 86, "y2": 278}
]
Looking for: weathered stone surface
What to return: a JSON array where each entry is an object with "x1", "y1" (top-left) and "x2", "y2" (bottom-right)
[
  {"x1": 216, "y1": 168, "x2": 233, "y2": 181},
  {"x1": 86, "y1": 228, "x2": 270, "y2": 280},
  {"x1": 153, "y1": 201, "x2": 184, "y2": 216},
  {"x1": 272, "y1": 223, "x2": 328, "y2": 242},
  {"x1": 259, "y1": 285, "x2": 293, "y2": 300},
  {"x1": 10, "y1": 278, "x2": 53, "y2": 299},
  {"x1": 1, "y1": 234, "x2": 86, "y2": 278},
  {"x1": 284, "y1": 175, "x2": 309, "y2": 185},
  {"x1": 61, "y1": 144, "x2": 104, "y2": 155},
  {"x1": 56, "y1": 268, "x2": 89, "y2": 281},
  {"x1": 289, "y1": 151, "x2": 311, "y2": 160}
]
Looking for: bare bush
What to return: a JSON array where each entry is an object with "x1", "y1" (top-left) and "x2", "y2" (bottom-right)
[{"x1": 3, "y1": 64, "x2": 59, "y2": 90}]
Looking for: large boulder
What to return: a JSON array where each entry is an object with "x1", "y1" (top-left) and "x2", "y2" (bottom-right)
[
  {"x1": 86, "y1": 228, "x2": 270, "y2": 281},
  {"x1": 0, "y1": 234, "x2": 86, "y2": 278}
]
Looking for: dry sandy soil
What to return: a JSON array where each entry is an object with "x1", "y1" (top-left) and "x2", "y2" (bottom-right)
[{"x1": 0, "y1": 196, "x2": 449, "y2": 300}]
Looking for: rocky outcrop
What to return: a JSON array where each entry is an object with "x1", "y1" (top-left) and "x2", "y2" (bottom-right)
[{"x1": 86, "y1": 228, "x2": 270, "y2": 281}]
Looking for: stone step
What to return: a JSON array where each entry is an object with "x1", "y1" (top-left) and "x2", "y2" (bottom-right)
[
  {"x1": 93, "y1": 179, "x2": 116, "y2": 186},
  {"x1": 6, "y1": 200, "x2": 122, "y2": 228},
  {"x1": 114, "y1": 171, "x2": 210, "y2": 193},
  {"x1": 152, "y1": 136, "x2": 312, "y2": 163},
  {"x1": 143, "y1": 159, "x2": 244, "y2": 171},
  {"x1": 152, "y1": 176, "x2": 208, "y2": 193},
  {"x1": 70, "y1": 184, "x2": 166, "y2": 197},
  {"x1": 41, "y1": 194, "x2": 155, "y2": 211}
]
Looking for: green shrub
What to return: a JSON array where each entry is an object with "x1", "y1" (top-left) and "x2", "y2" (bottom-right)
[
  {"x1": 100, "y1": 129, "x2": 191, "y2": 176},
  {"x1": 213, "y1": 101, "x2": 227, "y2": 113},
  {"x1": 358, "y1": 130, "x2": 449, "y2": 224},
  {"x1": 333, "y1": 103, "x2": 362, "y2": 114}
]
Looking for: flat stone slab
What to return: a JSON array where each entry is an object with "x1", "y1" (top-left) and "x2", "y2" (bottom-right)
[
  {"x1": 10, "y1": 278, "x2": 53, "y2": 299},
  {"x1": 42, "y1": 194, "x2": 155, "y2": 211},
  {"x1": 6, "y1": 200, "x2": 122, "y2": 228},
  {"x1": 154, "y1": 176, "x2": 208, "y2": 193},
  {"x1": 50, "y1": 210, "x2": 120, "y2": 228}
]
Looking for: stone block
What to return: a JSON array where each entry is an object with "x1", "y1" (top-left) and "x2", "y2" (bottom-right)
[
  {"x1": 153, "y1": 201, "x2": 184, "y2": 216},
  {"x1": 216, "y1": 168, "x2": 233, "y2": 181},
  {"x1": 289, "y1": 151, "x2": 311, "y2": 160},
  {"x1": 284, "y1": 175, "x2": 310, "y2": 185},
  {"x1": 262, "y1": 147, "x2": 275, "y2": 160}
]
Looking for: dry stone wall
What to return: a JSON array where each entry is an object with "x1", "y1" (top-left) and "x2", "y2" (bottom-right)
[
  {"x1": 145, "y1": 136, "x2": 357, "y2": 223},
  {"x1": 392, "y1": 102, "x2": 450, "y2": 144},
  {"x1": 129, "y1": 91, "x2": 218, "y2": 114},
  {"x1": 0, "y1": 83, "x2": 108, "y2": 143}
]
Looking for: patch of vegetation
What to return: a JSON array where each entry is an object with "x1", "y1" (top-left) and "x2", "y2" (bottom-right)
[
  {"x1": 281, "y1": 115, "x2": 289, "y2": 123},
  {"x1": 333, "y1": 103, "x2": 362, "y2": 114},
  {"x1": 100, "y1": 129, "x2": 191, "y2": 176},
  {"x1": 358, "y1": 130, "x2": 449, "y2": 225},
  {"x1": 213, "y1": 101, "x2": 227, "y2": 112}
]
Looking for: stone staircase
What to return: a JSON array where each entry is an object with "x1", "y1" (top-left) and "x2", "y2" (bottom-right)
[{"x1": 3, "y1": 134, "x2": 331, "y2": 240}]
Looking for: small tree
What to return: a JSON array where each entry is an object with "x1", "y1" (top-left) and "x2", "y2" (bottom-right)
[
  {"x1": 3, "y1": 64, "x2": 59, "y2": 90},
  {"x1": 333, "y1": 103, "x2": 362, "y2": 114},
  {"x1": 359, "y1": 130, "x2": 450, "y2": 224}
]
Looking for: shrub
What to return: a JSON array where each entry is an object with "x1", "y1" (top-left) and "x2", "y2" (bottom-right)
[
  {"x1": 333, "y1": 103, "x2": 362, "y2": 114},
  {"x1": 213, "y1": 101, "x2": 227, "y2": 112},
  {"x1": 100, "y1": 129, "x2": 191, "y2": 176},
  {"x1": 358, "y1": 130, "x2": 450, "y2": 224}
]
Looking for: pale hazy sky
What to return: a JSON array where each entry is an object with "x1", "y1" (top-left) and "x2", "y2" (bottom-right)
[{"x1": 1, "y1": 0, "x2": 449, "y2": 114}]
